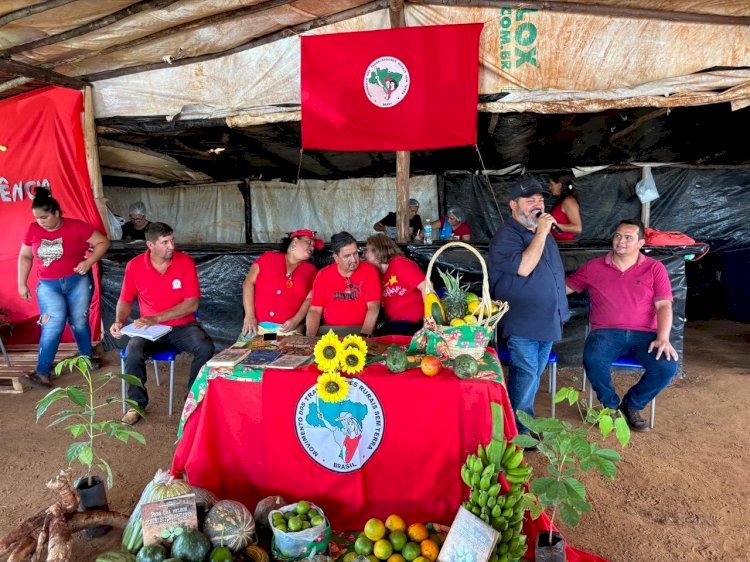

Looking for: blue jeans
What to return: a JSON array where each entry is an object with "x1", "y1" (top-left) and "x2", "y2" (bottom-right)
[
  {"x1": 36, "y1": 273, "x2": 93, "y2": 376},
  {"x1": 124, "y1": 322, "x2": 215, "y2": 409},
  {"x1": 506, "y1": 336, "x2": 553, "y2": 432},
  {"x1": 583, "y1": 329, "x2": 678, "y2": 411}
]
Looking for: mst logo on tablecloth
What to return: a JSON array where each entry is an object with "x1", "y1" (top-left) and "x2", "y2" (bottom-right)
[{"x1": 295, "y1": 378, "x2": 384, "y2": 473}]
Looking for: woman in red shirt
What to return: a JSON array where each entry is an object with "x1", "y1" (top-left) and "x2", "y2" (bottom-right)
[
  {"x1": 364, "y1": 234, "x2": 426, "y2": 336},
  {"x1": 241, "y1": 229, "x2": 322, "y2": 337},
  {"x1": 17, "y1": 189, "x2": 110, "y2": 388},
  {"x1": 548, "y1": 173, "x2": 583, "y2": 241}
]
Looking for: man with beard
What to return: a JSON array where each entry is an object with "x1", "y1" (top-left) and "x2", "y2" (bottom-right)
[
  {"x1": 306, "y1": 231, "x2": 381, "y2": 337},
  {"x1": 489, "y1": 179, "x2": 569, "y2": 434},
  {"x1": 566, "y1": 219, "x2": 678, "y2": 431},
  {"x1": 110, "y1": 222, "x2": 214, "y2": 425}
]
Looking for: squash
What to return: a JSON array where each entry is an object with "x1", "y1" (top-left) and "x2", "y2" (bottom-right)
[
  {"x1": 136, "y1": 544, "x2": 168, "y2": 562},
  {"x1": 385, "y1": 346, "x2": 409, "y2": 373},
  {"x1": 204, "y1": 500, "x2": 256, "y2": 551},
  {"x1": 170, "y1": 528, "x2": 211, "y2": 562},
  {"x1": 96, "y1": 552, "x2": 137, "y2": 562},
  {"x1": 424, "y1": 292, "x2": 445, "y2": 325},
  {"x1": 453, "y1": 354, "x2": 479, "y2": 379}
]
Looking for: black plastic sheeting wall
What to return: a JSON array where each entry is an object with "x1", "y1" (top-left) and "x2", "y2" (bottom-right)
[
  {"x1": 101, "y1": 241, "x2": 696, "y2": 372},
  {"x1": 442, "y1": 168, "x2": 750, "y2": 252}
]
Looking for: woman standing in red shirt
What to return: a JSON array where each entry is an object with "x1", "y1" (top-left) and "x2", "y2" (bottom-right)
[
  {"x1": 364, "y1": 234, "x2": 426, "y2": 336},
  {"x1": 17, "y1": 189, "x2": 110, "y2": 388},
  {"x1": 548, "y1": 173, "x2": 583, "y2": 241},
  {"x1": 242, "y1": 229, "x2": 322, "y2": 337}
]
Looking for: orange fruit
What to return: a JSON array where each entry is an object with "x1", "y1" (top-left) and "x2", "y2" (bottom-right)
[
  {"x1": 401, "y1": 542, "x2": 421, "y2": 561},
  {"x1": 373, "y1": 539, "x2": 394, "y2": 560},
  {"x1": 419, "y1": 539, "x2": 439, "y2": 562},
  {"x1": 385, "y1": 514, "x2": 407, "y2": 533},
  {"x1": 387, "y1": 555, "x2": 406, "y2": 562},
  {"x1": 406, "y1": 523, "x2": 429, "y2": 543},
  {"x1": 413, "y1": 557, "x2": 430, "y2": 562},
  {"x1": 389, "y1": 530, "x2": 407, "y2": 552},
  {"x1": 420, "y1": 356, "x2": 442, "y2": 377},
  {"x1": 355, "y1": 535, "x2": 374, "y2": 556},
  {"x1": 364, "y1": 518, "x2": 387, "y2": 541}
]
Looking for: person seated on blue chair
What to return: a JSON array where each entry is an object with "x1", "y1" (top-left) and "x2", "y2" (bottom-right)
[
  {"x1": 110, "y1": 222, "x2": 214, "y2": 425},
  {"x1": 566, "y1": 219, "x2": 679, "y2": 432}
]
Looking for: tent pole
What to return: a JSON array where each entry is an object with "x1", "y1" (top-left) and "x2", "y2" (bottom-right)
[
  {"x1": 641, "y1": 201, "x2": 651, "y2": 228},
  {"x1": 391, "y1": 0, "x2": 410, "y2": 244},
  {"x1": 82, "y1": 85, "x2": 111, "y2": 238}
]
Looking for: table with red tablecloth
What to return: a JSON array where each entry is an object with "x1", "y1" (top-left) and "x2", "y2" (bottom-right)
[{"x1": 172, "y1": 339, "x2": 605, "y2": 562}]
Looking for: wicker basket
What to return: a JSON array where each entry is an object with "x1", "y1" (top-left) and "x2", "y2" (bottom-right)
[{"x1": 424, "y1": 242, "x2": 509, "y2": 360}]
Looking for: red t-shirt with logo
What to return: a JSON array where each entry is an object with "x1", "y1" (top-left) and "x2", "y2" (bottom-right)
[
  {"x1": 23, "y1": 218, "x2": 96, "y2": 280},
  {"x1": 381, "y1": 256, "x2": 425, "y2": 322},
  {"x1": 119, "y1": 250, "x2": 201, "y2": 326},
  {"x1": 566, "y1": 252, "x2": 672, "y2": 332},
  {"x1": 311, "y1": 262, "x2": 381, "y2": 326},
  {"x1": 253, "y1": 251, "x2": 317, "y2": 323}
]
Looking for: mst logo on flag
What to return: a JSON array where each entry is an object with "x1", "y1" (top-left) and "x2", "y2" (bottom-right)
[
  {"x1": 364, "y1": 57, "x2": 410, "y2": 108},
  {"x1": 295, "y1": 378, "x2": 384, "y2": 473},
  {"x1": 301, "y1": 23, "x2": 483, "y2": 151}
]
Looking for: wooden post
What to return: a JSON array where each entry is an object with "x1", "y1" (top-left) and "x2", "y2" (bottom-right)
[
  {"x1": 641, "y1": 201, "x2": 651, "y2": 228},
  {"x1": 81, "y1": 86, "x2": 111, "y2": 237},
  {"x1": 390, "y1": 0, "x2": 410, "y2": 244}
]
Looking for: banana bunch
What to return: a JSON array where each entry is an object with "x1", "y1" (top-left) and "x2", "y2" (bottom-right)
[{"x1": 460, "y1": 441, "x2": 532, "y2": 562}]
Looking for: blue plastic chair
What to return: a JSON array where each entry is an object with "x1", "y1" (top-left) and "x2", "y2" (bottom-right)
[
  {"x1": 121, "y1": 348, "x2": 178, "y2": 416},
  {"x1": 496, "y1": 344, "x2": 558, "y2": 418},
  {"x1": 582, "y1": 353, "x2": 656, "y2": 429}
]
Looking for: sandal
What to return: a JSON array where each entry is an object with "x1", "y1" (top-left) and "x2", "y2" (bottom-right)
[{"x1": 19, "y1": 373, "x2": 52, "y2": 389}]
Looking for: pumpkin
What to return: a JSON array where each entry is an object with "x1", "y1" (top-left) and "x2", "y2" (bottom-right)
[
  {"x1": 136, "y1": 544, "x2": 168, "y2": 562},
  {"x1": 385, "y1": 346, "x2": 408, "y2": 373},
  {"x1": 170, "y1": 528, "x2": 211, "y2": 562},
  {"x1": 204, "y1": 499, "x2": 256, "y2": 551}
]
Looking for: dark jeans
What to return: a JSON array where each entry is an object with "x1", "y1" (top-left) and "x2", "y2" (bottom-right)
[
  {"x1": 377, "y1": 320, "x2": 423, "y2": 336},
  {"x1": 506, "y1": 336, "x2": 553, "y2": 432},
  {"x1": 124, "y1": 322, "x2": 214, "y2": 409},
  {"x1": 583, "y1": 328, "x2": 678, "y2": 411}
]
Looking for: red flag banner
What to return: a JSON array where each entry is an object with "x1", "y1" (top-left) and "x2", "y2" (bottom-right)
[{"x1": 301, "y1": 24, "x2": 483, "y2": 151}]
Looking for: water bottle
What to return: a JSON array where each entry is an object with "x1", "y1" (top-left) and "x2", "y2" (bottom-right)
[{"x1": 423, "y1": 223, "x2": 433, "y2": 245}]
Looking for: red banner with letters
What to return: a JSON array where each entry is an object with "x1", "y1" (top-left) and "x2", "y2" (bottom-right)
[
  {"x1": 0, "y1": 86, "x2": 104, "y2": 343},
  {"x1": 301, "y1": 24, "x2": 483, "y2": 151}
]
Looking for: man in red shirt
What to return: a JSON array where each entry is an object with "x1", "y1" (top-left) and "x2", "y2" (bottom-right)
[
  {"x1": 566, "y1": 219, "x2": 679, "y2": 431},
  {"x1": 110, "y1": 223, "x2": 214, "y2": 425},
  {"x1": 306, "y1": 231, "x2": 381, "y2": 337}
]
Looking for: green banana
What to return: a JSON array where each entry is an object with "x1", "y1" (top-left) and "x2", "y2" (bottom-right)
[
  {"x1": 501, "y1": 443, "x2": 517, "y2": 466},
  {"x1": 472, "y1": 456, "x2": 485, "y2": 473},
  {"x1": 504, "y1": 448, "x2": 524, "y2": 470},
  {"x1": 496, "y1": 494, "x2": 506, "y2": 508},
  {"x1": 477, "y1": 443, "x2": 489, "y2": 465},
  {"x1": 480, "y1": 475, "x2": 491, "y2": 491},
  {"x1": 488, "y1": 483, "x2": 501, "y2": 497},
  {"x1": 487, "y1": 495, "x2": 497, "y2": 508},
  {"x1": 478, "y1": 491, "x2": 488, "y2": 507},
  {"x1": 491, "y1": 504, "x2": 502, "y2": 518},
  {"x1": 461, "y1": 466, "x2": 472, "y2": 486},
  {"x1": 504, "y1": 495, "x2": 516, "y2": 509},
  {"x1": 481, "y1": 463, "x2": 496, "y2": 479},
  {"x1": 471, "y1": 472, "x2": 481, "y2": 487}
]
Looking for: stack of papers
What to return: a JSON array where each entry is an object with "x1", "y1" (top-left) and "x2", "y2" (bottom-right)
[{"x1": 120, "y1": 323, "x2": 172, "y2": 342}]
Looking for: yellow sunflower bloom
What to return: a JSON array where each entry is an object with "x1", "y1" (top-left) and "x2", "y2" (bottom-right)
[
  {"x1": 340, "y1": 347, "x2": 367, "y2": 376},
  {"x1": 316, "y1": 371, "x2": 349, "y2": 403},
  {"x1": 342, "y1": 334, "x2": 368, "y2": 355},
  {"x1": 314, "y1": 330, "x2": 342, "y2": 371}
]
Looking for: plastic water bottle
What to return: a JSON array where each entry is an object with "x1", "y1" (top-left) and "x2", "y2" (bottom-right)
[{"x1": 423, "y1": 223, "x2": 433, "y2": 245}]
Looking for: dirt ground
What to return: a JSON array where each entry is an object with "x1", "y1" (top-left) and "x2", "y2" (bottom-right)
[{"x1": 1, "y1": 319, "x2": 748, "y2": 562}]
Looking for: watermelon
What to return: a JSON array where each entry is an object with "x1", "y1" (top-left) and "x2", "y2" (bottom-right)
[
  {"x1": 204, "y1": 500, "x2": 256, "y2": 551},
  {"x1": 385, "y1": 347, "x2": 408, "y2": 373},
  {"x1": 170, "y1": 528, "x2": 211, "y2": 562},
  {"x1": 453, "y1": 354, "x2": 479, "y2": 379}
]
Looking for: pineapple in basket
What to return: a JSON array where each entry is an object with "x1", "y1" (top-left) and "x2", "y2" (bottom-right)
[{"x1": 438, "y1": 268, "x2": 468, "y2": 323}]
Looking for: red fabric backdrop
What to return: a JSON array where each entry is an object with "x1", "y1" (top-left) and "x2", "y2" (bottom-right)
[
  {"x1": 0, "y1": 86, "x2": 104, "y2": 343},
  {"x1": 301, "y1": 24, "x2": 482, "y2": 151}
]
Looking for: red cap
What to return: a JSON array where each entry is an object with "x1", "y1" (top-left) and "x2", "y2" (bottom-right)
[{"x1": 290, "y1": 229, "x2": 324, "y2": 251}]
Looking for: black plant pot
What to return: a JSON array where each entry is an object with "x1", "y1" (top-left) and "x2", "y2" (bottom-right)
[
  {"x1": 535, "y1": 530, "x2": 566, "y2": 562},
  {"x1": 75, "y1": 475, "x2": 110, "y2": 537}
]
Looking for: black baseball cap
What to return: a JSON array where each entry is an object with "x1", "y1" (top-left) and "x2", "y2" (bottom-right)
[{"x1": 509, "y1": 178, "x2": 549, "y2": 200}]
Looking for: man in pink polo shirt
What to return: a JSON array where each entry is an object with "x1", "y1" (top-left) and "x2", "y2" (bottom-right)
[
  {"x1": 566, "y1": 219, "x2": 679, "y2": 432},
  {"x1": 110, "y1": 223, "x2": 214, "y2": 425}
]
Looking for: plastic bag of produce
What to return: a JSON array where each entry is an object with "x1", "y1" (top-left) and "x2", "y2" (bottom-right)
[
  {"x1": 254, "y1": 495, "x2": 285, "y2": 530},
  {"x1": 269, "y1": 502, "x2": 331, "y2": 561}
]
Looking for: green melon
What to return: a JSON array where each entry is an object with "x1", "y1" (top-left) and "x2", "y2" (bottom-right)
[
  {"x1": 204, "y1": 499, "x2": 256, "y2": 551},
  {"x1": 453, "y1": 354, "x2": 479, "y2": 379},
  {"x1": 385, "y1": 347, "x2": 408, "y2": 373},
  {"x1": 170, "y1": 528, "x2": 211, "y2": 562},
  {"x1": 136, "y1": 544, "x2": 168, "y2": 562}
]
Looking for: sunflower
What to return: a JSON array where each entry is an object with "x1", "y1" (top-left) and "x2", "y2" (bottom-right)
[
  {"x1": 316, "y1": 371, "x2": 349, "y2": 403},
  {"x1": 342, "y1": 334, "x2": 368, "y2": 355},
  {"x1": 314, "y1": 330, "x2": 342, "y2": 371},
  {"x1": 340, "y1": 346, "x2": 367, "y2": 376}
]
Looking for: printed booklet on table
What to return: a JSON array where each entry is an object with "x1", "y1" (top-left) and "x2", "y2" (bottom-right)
[{"x1": 120, "y1": 323, "x2": 172, "y2": 341}]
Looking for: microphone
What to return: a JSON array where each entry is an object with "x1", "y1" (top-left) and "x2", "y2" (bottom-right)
[{"x1": 535, "y1": 210, "x2": 562, "y2": 234}]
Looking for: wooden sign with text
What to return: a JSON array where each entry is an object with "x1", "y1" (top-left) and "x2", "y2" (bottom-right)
[
  {"x1": 437, "y1": 506, "x2": 500, "y2": 562},
  {"x1": 141, "y1": 493, "x2": 198, "y2": 546}
]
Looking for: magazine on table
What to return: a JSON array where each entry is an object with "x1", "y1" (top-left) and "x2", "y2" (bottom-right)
[
  {"x1": 238, "y1": 350, "x2": 282, "y2": 368},
  {"x1": 120, "y1": 322, "x2": 172, "y2": 342},
  {"x1": 266, "y1": 354, "x2": 312, "y2": 370},
  {"x1": 206, "y1": 346, "x2": 252, "y2": 367}
]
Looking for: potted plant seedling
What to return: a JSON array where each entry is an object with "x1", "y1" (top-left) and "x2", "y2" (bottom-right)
[
  {"x1": 513, "y1": 387, "x2": 631, "y2": 562},
  {"x1": 35, "y1": 356, "x2": 146, "y2": 534}
]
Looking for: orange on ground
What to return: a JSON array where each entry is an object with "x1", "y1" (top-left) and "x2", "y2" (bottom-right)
[
  {"x1": 419, "y1": 538, "x2": 439, "y2": 562},
  {"x1": 385, "y1": 513, "x2": 407, "y2": 533},
  {"x1": 407, "y1": 522, "x2": 429, "y2": 543}
]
